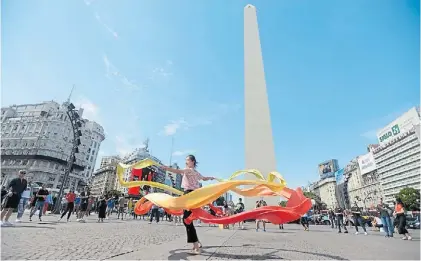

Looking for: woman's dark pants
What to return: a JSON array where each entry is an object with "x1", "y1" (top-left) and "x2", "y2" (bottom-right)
[{"x1": 183, "y1": 190, "x2": 199, "y2": 243}]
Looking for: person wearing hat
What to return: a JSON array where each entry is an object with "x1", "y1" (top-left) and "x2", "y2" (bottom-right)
[{"x1": 1, "y1": 170, "x2": 28, "y2": 226}]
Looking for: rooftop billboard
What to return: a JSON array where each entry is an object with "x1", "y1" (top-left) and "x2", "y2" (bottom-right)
[
  {"x1": 376, "y1": 107, "x2": 420, "y2": 145},
  {"x1": 318, "y1": 159, "x2": 339, "y2": 180}
]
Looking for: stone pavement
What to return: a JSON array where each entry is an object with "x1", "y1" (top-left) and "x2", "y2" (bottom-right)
[{"x1": 1, "y1": 213, "x2": 420, "y2": 260}]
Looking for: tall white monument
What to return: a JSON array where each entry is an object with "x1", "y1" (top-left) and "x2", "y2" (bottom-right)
[{"x1": 243, "y1": 4, "x2": 279, "y2": 210}]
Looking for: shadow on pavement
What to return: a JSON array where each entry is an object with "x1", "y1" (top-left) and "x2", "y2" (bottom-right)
[
  {"x1": 3, "y1": 225, "x2": 56, "y2": 230},
  {"x1": 286, "y1": 227, "x2": 336, "y2": 232},
  {"x1": 267, "y1": 230, "x2": 295, "y2": 234},
  {"x1": 167, "y1": 244, "x2": 347, "y2": 260},
  {"x1": 37, "y1": 222, "x2": 58, "y2": 225}
]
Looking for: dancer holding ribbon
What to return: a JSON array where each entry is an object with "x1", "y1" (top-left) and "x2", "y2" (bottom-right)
[{"x1": 161, "y1": 155, "x2": 215, "y2": 255}]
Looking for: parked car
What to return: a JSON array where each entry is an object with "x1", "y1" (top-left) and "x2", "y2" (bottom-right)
[
  {"x1": 407, "y1": 217, "x2": 420, "y2": 229},
  {"x1": 309, "y1": 214, "x2": 331, "y2": 225}
]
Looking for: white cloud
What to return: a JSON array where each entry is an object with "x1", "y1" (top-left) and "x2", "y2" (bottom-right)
[
  {"x1": 150, "y1": 60, "x2": 174, "y2": 80},
  {"x1": 152, "y1": 67, "x2": 172, "y2": 78},
  {"x1": 114, "y1": 135, "x2": 145, "y2": 157},
  {"x1": 74, "y1": 97, "x2": 101, "y2": 123},
  {"x1": 360, "y1": 130, "x2": 377, "y2": 140},
  {"x1": 94, "y1": 12, "x2": 118, "y2": 39},
  {"x1": 161, "y1": 118, "x2": 189, "y2": 136},
  {"x1": 360, "y1": 106, "x2": 413, "y2": 141},
  {"x1": 103, "y1": 54, "x2": 140, "y2": 90},
  {"x1": 172, "y1": 149, "x2": 196, "y2": 157},
  {"x1": 83, "y1": 0, "x2": 96, "y2": 5},
  {"x1": 159, "y1": 103, "x2": 241, "y2": 136}
]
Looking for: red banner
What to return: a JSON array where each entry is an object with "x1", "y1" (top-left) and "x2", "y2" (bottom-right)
[{"x1": 128, "y1": 168, "x2": 142, "y2": 195}]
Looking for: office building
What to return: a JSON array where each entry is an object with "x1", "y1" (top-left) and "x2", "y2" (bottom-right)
[
  {"x1": 372, "y1": 107, "x2": 421, "y2": 205},
  {"x1": 100, "y1": 156, "x2": 120, "y2": 169},
  {"x1": 309, "y1": 177, "x2": 338, "y2": 209},
  {"x1": 1, "y1": 101, "x2": 105, "y2": 191},
  {"x1": 90, "y1": 165, "x2": 117, "y2": 196},
  {"x1": 344, "y1": 156, "x2": 381, "y2": 210}
]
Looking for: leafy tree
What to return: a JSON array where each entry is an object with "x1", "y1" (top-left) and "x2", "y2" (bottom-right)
[
  {"x1": 215, "y1": 196, "x2": 225, "y2": 206},
  {"x1": 279, "y1": 201, "x2": 287, "y2": 207},
  {"x1": 396, "y1": 188, "x2": 420, "y2": 211},
  {"x1": 303, "y1": 191, "x2": 326, "y2": 210},
  {"x1": 105, "y1": 189, "x2": 122, "y2": 197}
]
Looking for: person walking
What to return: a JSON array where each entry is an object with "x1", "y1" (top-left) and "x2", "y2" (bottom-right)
[
  {"x1": 29, "y1": 184, "x2": 49, "y2": 222},
  {"x1": 149, "y1": 204, "x2": 160, "y2": 224},
  {"x1": 77, "y1": 187, "x2": 90, "y2": 222},
  {"x1": 97, "y1": 196, "x2": 107, "y2": 223},
  {"x1": 301, "y1": 212, "x2": 310, "y2": 231},
  {"x1": 44, "y1": 193, "x2": 52, "y2": 215},
  {"x1": 1, "y1": 170, "x2": 28, "y2": 226},
  {"x1": 106, "y1": 196, "x2": 114, "y2": 219},
  {"x1": 117, "y1": 195, "x2": 126, "y2": 220},
  {"x1": 335, "y1": 206, "x2": 348, "y2": 233},
  {"x1": 16, "y1": 186, "x2": 32, "y2": 223},
  {"x1": 127, "y1": 198, "x2": 134, "y2": 219},
  {"x1": 255, "y1": 200, "x2": 267, "y2": 232},
  {"x1": 161, "y1": 155, "x2": 215, "y2": 255},
  {"x1": 235, "y1": 198, "x2": 245, "y2": 230},
  {"x1": 328, "y1": 209, "x2": 336, "y2": 228},
  {"x1": 351, "y1": 202, "x2": 367, "y2": 235},
  {"x1": 377, "y1": 198, "x2": 394, "y2": 238},
  {"x1": 74, "y1": 195, "x2": 81, "y2": 215},
  {"x1": 58, "y1": 190, "x2": 76, "y2": 222},
  {"x1": 394, "y1": 198, "x2": 412, "y2": 240}
]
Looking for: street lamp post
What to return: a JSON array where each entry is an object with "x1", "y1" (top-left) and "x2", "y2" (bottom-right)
[
  {"x1": 53, "y1": 102, "x2": 82, "y2": 214},
  {"x1": 362, "y1": 190, "x2": 377, "y2": 211}
]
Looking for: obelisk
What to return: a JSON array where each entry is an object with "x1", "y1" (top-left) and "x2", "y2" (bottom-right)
[{"x1": 244, "y1": 4, "x2": 278, "y2": 210}]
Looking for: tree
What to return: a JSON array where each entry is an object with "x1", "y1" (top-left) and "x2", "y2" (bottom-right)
[
  {"x1": 396, "y1": 188, "x2": 420, "y2": 211},
  {"x1": 279, "y1": 201, "x2": 287, "y2": 207},
  {"x1": 215, "y1": 196, "x2": 225, "y2": 206},
  {"x1": 106, "y1": 189, "x2": 121, "y2": 197},
  {"x1": 303, "y1": 191, "x2": 326, "y2": 210}
]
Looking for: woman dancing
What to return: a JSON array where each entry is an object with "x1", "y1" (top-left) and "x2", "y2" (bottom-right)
[
  {"x1": 394, "y1": 198, "x2": 412, "y2": 240},
  {"x1": 162, "y1": 155, "x2": 215, "y2": 255}
]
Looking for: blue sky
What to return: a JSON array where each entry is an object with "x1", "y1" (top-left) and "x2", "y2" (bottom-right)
[{"x1": 2, "y1": 0, "x2": 420, "y2": 191}]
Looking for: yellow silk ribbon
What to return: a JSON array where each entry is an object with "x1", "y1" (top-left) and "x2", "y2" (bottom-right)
[{"x1": 116, "y1": 158, "x2": 288, "y2": 209}]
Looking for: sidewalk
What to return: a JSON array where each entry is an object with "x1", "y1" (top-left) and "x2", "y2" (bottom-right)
[
  {"x1": 110, "y1": 224, "x2": 420, "y2": 260},
  {"x1": 2, "y1": 213, "x2": 419, "y2": 260}
]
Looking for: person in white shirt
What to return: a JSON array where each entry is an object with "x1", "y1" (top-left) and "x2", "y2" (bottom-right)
[{"x1": 16, "y1": 186, "x2": 31, "y2": 223}]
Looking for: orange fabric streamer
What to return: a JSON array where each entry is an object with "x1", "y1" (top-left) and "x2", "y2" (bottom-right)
[{"x1": 120, "y1": 158, "x2": 311, "y2": 224}]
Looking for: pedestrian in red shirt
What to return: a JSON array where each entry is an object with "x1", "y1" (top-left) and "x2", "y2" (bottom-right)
[{"x1": 58, "y1": 190, "x2": 76, "y2": 222}]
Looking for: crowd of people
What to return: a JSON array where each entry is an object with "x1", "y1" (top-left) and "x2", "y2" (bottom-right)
[
  {"x1": 0, "y1": 161, "x2": 417, "y2": 250},
  {"x1": 299, "y1": 198, "x2": 415, "y2": 240}
]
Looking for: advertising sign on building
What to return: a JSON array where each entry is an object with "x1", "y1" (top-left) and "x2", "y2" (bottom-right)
[
  {"x1": 128, "y1": 168, "x2": 142, "y2": 196},
  {"x1": 335, "y1": 168, "x2": 345, "y2": 185},
  {"x1": 357, "y1": 152, "x2": 377, "y2": 175},
  {"x1": 318, "y1": 159, "x2": 339, "y2": 180},
  {"x1": 376, "y1": 107, "x2": 420, "y2": 145}
]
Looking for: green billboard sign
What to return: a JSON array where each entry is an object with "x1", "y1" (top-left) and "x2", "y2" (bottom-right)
[{"x1": 379, "y1": 124, "x2": 400, "y2": 142}]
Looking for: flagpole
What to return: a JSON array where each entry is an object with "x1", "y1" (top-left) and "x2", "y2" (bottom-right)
[{"x1": 169, "y1": 136, "x2": 174, "y2": 166}]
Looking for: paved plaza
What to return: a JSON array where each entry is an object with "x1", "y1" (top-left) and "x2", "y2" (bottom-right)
[{"x1": 1, "y1": 213, "x2": 420, "y2": 260}]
